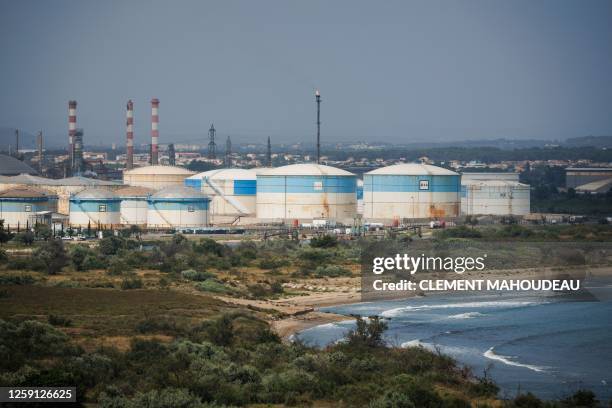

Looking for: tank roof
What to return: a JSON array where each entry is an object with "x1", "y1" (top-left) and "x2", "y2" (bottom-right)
[
  {"x1": 0, "y1": 186, "x2": 56, "y2": 199},
  {"x1": 462, "y1": 179, "x2": 529, "y2": 187},
  {"x1": 366, "y1": 163, "x2": 458, "y2": 176},
  {"x1": 72, "y1": 188, "x2": 119, "y2": 200},
  {"x1": 188, "y1": 168, "x2": 256, "y2": 180},
  {"x1": 124, "y1": 165, "x2": 195, "y2": 176},
  {"x1": 150, "y1": 185, "x2": 209, "y2": 200},
  {"x1": 57, "y1": 176, "x2": 122, "y2": 186},
  {"x1": 261, "y1": 163, "x2": 355, "y2": 177},
  {"x1": 116, "y1": 186, "x2": 156, "y2": 197}
]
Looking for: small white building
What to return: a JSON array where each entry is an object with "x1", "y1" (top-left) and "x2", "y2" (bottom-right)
[{"x1": 147, "y1": 186, "x2": 210, "y2": 229}]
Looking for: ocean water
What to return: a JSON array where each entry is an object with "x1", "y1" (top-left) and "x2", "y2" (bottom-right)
[{"x1": 296, "y1": 277, "x2": 612, "y2": 401}]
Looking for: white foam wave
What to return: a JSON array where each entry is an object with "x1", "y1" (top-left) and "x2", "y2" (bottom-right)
[
  {"x1": 448, "y1": 312, "x2": 485, "y2": 319},
  {"x1": 483, "y1": 347, "x2": 547, "y2": 373},
  {"x1": 381, "y1": 300, "x2": 538, "y2": 318}
]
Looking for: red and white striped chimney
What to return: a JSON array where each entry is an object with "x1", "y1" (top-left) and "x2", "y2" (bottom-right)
[
  {"x1": 68, "y1": 100, "x2": 77, "y2": 162},
  {"x1": 126, "y1": 100, "x2": 134, "y2": 169},
  {"x1": 151, "y1": 98, "x2": 159, "y2": 165}
]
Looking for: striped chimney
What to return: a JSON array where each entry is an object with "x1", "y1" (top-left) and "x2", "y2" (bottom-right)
[
  {"x1": 68, "y1": 100, "x2": 77, "y2": 162},
  {"x1": 151, "y1": 98, "x2": 159, "y2": 165},
  {"x1": 126, "y1": 100, "x2": 134, "y2": 169}
]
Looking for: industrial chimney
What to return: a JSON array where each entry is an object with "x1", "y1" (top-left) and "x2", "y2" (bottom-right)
[
  {"x1": 126, "y1": 100, "x2": 134, "y2": 169},
  {"x1": 68, "y1": 100, "x2": 77, "y2": 165},
  {"x1": 151, "y1": 98, "x2": 159, "y2": 165}
]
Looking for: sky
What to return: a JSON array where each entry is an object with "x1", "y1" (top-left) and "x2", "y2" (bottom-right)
[{"x1": 0, "y1": 0, "x2": 611, "y2": 147}]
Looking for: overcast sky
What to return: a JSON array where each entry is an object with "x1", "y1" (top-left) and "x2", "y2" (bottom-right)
[{"x1": 1, "y1": 0, "x2": 611, "y2": 147}]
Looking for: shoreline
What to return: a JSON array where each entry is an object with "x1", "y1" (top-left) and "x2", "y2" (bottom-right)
[{"x1": 267, "y1": 265, "x2": 612, "y2": 339}]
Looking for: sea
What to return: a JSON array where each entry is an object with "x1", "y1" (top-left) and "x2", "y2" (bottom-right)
[{"x1": 295, "y1": 277, "x2": 612, "y2": 402}]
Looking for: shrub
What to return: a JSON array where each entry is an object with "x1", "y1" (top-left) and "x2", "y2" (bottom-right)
[
  {"x1": 562, "y1": 390, "x2": 598, "y2": 408},
  {"x1": 0, "y1": 274, "x2": 35, "y2": 285},
  {"x1": 13, "y1": 231, "x2": 35, "y2": 246},
  {"x1": 33, "y1": 239, "x2": 69, "y2": 275},
  {"x1": 369, "y1": 391, "x2": 415, "y2": 408},
  {"x1": 107, "y1": 257, "x2": 132, "y2": 276},
  {"x1": 195, "y1": 280, "x2": 233, "y2": 294},
  {"x1": 436, "y1": 226, "x2": 482, "y2": 239},
  {"x1": 98, "y1": 236, "x2": 125, "y2": 255},
  {"x1": 310, "y1": 234, "x2": 338, "y2": 248},
  {"x1": 70, "y1": 244, "x2": 94, "y2": 271},
  {"x1": 48, "y1": 314, "x2": 72, "y2": 327},
  {"x1": 346, "y1": 316, "x2": 388, "y2": 348},
  {"x1": 314, "y1": 265, "x2": 352, "y2": 278},
  {"x1": 181, "y1": 269, "x2": 214, "y2": 282},
  {"x1": 120, "y1": 277, "x2": 143, "y2": 290},
  {"x1": 258, "y1": 256, "x2": 289, "y2": 270}
]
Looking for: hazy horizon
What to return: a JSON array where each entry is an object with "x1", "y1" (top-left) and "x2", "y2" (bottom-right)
[{"x1": 1, "y1": 0, "x2": 611, "y2": 148}]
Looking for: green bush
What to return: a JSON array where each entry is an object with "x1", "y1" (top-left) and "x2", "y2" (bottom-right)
[
  {"x1": 310, "y1": 234, "x2": 338, "y2": 248},
  {"x1": 258, "y1": 256, "x2": 289, "y2": 270},
  {"x1": 120, "y1": 277, "x2": 143, "y2": 290},
  {"x1": 48, "y1": 314, "x2": 73, "y2": 327},
  {"x1": 107, "y1": 257, "x2": 132, "y2": 276},
  {"x1": 0, "y1": 274, "x2": 35, "y2": 285},
  {"x1": 181, "y1": 269, "x2": 214, "y2": 282},
  {"x1": 195, "y1": 280, "x2": 233, "y2": 294},
  {"x1": 314, "y1": 265, "x2": 352, "y2": 278}
]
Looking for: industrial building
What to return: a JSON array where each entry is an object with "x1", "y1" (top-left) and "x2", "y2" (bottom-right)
[
  {"x1": 363, "y1": 163, "x2": 461, "y2": 221},
  {"x1": 116, "y1": 186, "x2": 155, "y2": 226},
  {"x1": 256, "y1": 163, "x2": 357, "y2": 223},
  {"x1": 69, "y1": 188, "x2": 121, "y2": 228},
  {"x1": 0, "y1": 155, "x2": 37, "y2": 176},
  {"x1": 461, "y1": 179, "x2": 530, "y2": 216},
  {"x1": 123, "y1": 165, "x2": 195, "y2": 190},
  {"x1": 185, "y1": 168, "x2": 257, "y2": 220},
  {"x1": 566, "y1": 167, "x2": 612, "y2": 194},
  {"x1": 0, "y1": 187, "x2": 57, "y2": 228},
  {"x1": 147, "y1": 186, "x2": 210, "y2": 229}
]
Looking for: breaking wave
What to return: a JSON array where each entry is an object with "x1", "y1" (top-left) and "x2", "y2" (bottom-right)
[{"x1": 484, "y1": 347, "x2": 547, "y2": 373}]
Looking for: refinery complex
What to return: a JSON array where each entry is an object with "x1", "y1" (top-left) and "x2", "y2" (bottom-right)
[{"x1": 0, "y1": 93, "x2": 535, "y2": 233}]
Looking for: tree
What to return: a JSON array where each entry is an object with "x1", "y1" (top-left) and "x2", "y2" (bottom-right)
[
  {"x1": 70, "y1": 244, "x2": 92, "y2": 271},
  {"x1": 346, "y1": 316, "x2": 388, "y2": 348},
  {"x1": 34, "y1": 224, "x2": 53, "y2": 240},
  {"x1": 0, "y1": 220, "x2": 11, "y2": 246},
  {"x1": 34, "y1": 239, "x2": 68, "y2": 275},
  {"x1": 14, "y1": 231, "x2": 35, "y2": 246}
]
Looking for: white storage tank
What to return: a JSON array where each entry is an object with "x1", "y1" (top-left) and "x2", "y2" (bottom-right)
[
  {"x1": 0, "y1": 187, "x2": 57, "y2": 228},
  {"x1": 184, "y1": 168, "x2": 256, "y2": 218},
  {"x1": 364, "y1": 163, "x2": 461, "y2": 221},
  {"x1": 147, "y1": 186, "x2": 210, "y2": 229},
  {"x1": 256, "y1": 163, "x2": 357, "y2": 223},
  {"x1": 123, "y1": 165, "x2": 195, "y2": 190},
  {"x1": 69, "y1": 188, "x2": 121, "y2": 228},
  {"x1": 116, "y1": 186, "x2": 155, "y2": 226},
  {"x1": 461, "y1": 179, "x2": 530, "y2": 216}
]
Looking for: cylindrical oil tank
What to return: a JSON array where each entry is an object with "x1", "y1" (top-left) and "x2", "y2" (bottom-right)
[
  {"x1": 116, "y1": 186, "x2": 155, "y2": 226},
  {"x1": 184, "y1": 168, "x2": 256, "y2": 218},
  {"x1": 69, "y1": 188, "x2": 121, "y2": 228},
  {"x1": 364, "y1": 163, "x2": 460, "y2": 221},
  {"x1": 0, "y1": 187, "x2": 57, "y2": 228},
  {"x1": 147, "y1": 186, "x2": 210, "y2": 229},
  {"x1": 123, "y1": 165, "x2": 195, "y2": 190},
  {"x1": 461, "y1": 179, "x2": 530, "y2": 216},
  {"x1": 256, "y1": 163, "x2": 357, "y2": 223}
]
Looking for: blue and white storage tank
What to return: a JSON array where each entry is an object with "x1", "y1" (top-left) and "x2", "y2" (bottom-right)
[
  {"x1": 147, "y1": 186, "x2": 210, "y2": 229},
  {"x1": 364, "y1": 163, "x2": 460, "y2": 221},
  {"x1": 69, "y1": 188, "x2": 121, "y2": 228},
  {"x1": 116, "y1": 186, "x2": 155, "y2": 226},
  {"x1": 184, "y1": 168, "x2": 256, "y2": 218},
  {"x1": 256, "y1": 163, "x2": 357, "y2": 223},
  {"x1": 0, "y1": 187, "x2": 57, "y2": 228}
]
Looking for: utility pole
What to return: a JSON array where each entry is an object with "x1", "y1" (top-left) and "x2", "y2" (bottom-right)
[
  {"x1": 225, "y1": 136, "x2": 232, "y2": 168},
  {"x1": 315, "y1": 89, "x2": 321, "y2": 164},
  {"x1": 37, "y1": 131, "x2": 43, "y2": 175},
  {"x1": 208, "y1": 124, "x2": 216, "y2": 159}
]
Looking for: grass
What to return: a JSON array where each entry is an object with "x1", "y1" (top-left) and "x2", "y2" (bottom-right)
[{"x1": 0, "y1": 285, "x2": 235, "y2": 340}]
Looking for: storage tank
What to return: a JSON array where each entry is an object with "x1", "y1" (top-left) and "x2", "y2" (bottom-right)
[
  {"x1": 256, "y1": 163, "x2": 357, "y2": 223},
  {"x1": 123, "y1": 165, "x2": 196, "y2": 190},
  {"x1": 184, "y1": 168, "x2": 256, "y2": 219},
  {"x1": 356, "y1": 179, "x2": 364, "y2": 215},
  {"x1": 461, "y1": 179, "x2": 530, "y2": 216},
  {"x1": 69, "y1": 188, "x2": 121, "y2": 228},
  {"x1": 364, "y1": 163, "x2": 460, "y2": 221},
  {"x1": 116, "y1": 186, "x2": 155, "y2": 226},
  {"x1": 147, "y1": 186, "x2": 210, "y2": 229},
  {"x1": 0, "y1": 187, "x2": 57, "y2": 228}
]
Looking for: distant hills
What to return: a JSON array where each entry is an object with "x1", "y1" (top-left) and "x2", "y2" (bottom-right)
[{"x1": 564, "y1": 136, "x2": 612, "y2": 148}]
